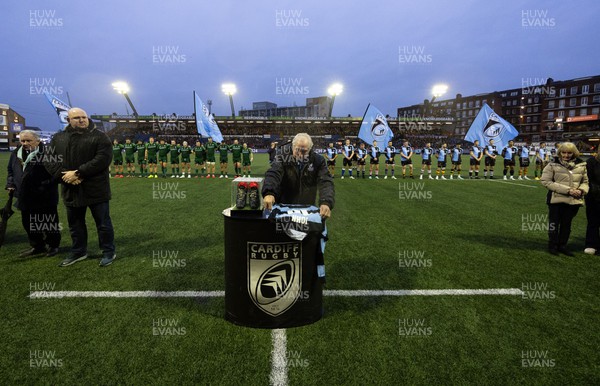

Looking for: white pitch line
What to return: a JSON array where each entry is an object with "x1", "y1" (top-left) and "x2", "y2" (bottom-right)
[
  {"x1": 324, "y1": 288, "x2": 524, "y2": 296},
  {"x1": 28, "y1": 288, "x2": 523, "y2": 299},
  {"x1": 486, "y1": 179, "x2": 538, "y2": 188},
  {"x1": 269, "y1": 329, "x2": 288, "y2": 386},
  {"x1": 28, "y1": 290, "x2": 225, "y2": 299}
]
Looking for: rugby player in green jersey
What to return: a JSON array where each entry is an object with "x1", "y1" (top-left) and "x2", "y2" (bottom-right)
[
  {"x1": 169, "y1": 140, "x2": 180, "y2": 178},
  {"x1": 205, "y1": 137, "x2": 217, "y2": 178},
  {"x1": 230, "y1": 139, "x2": 243, "y2": 177},
  {"x1": 145, "y1": 137, "x2": 159, "y2": 178},
  {"x1": 136, "y1": 140, "x2": 147, "y2": 177},
  {"x1": 124, "y1": 138, "x2": 137, "y2": 177},
  {"x1": 112, "y1": 139, "x2": 124, "y2": 178},
  {"x1": 218, "y1": 140, "x2": 229, "y2": 178},
  {"x1": 193, "y1": 140, "x2": 206, "y2": 178},
  {"x1": 241, "y1": 143, "x2": 253, "y2": 177},
  {"x1": 179, "y1": 141, "x2": 192, "y2": 178},
  {"x1": 157, "y1": 138, "x2": 170, "y2": 178}
]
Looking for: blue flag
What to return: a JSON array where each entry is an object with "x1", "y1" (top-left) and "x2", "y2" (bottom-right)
[
  {"x1": 44, "y1": 92, "x2": 71, "y2": 129},
  {"x1": 464, "y1": 103, "x2": 518, "y2": 149},
  {"x1": 358, "y1": 104, "x2": 393, "y2": 146},
  {"x1": 194, "y1": 91, "x2": 223, "y2": 142}
]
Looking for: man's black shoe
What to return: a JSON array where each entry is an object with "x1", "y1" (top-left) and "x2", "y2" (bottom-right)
[
  {"x1": 19, "y1": 247, "x2": 46, "y2": 258},
  {"x1": 46, "y1": 247, "x2": 59, "y2": 257},
  {"x1": 548, "y1": 248, "x2": 560, "y2": 256},
  {"x1": 558, "y1": 247, "x2": 575, "y2": 257}
]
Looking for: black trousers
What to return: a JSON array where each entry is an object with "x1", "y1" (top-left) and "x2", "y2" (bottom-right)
[
  {"x1": 547, "y1": 203, "x2": 580, "y2": 250},
  {"x1": 585, "y1": 201, "x2": 600, "y2": 250},
  {"x1": 21, "y1": 207, "x2": 61, "y2": 249},
  {"x1": 66, "y1": 201, "x2": 115, "y2": 256}
]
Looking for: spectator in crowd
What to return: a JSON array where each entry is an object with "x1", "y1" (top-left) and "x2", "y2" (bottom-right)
[
  {"x1": 540, "y1": 142, "x2": 588, "y2": 256},
  {"x1": 6, "y1": 130, "x2": 61, "y2": 257},
  {"x1": 584, "y1": 151, "x2": 600, "y2": 255},
  {"x1": 46, "y1": 107, "x2": 117, "y2": 267}
]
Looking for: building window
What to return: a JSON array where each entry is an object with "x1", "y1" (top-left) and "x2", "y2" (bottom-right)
[
  {"x1": 559, "y1": 88, "x2": 566, "y2": 97},
  {"x1": 528, "y1": 98, "x2": 533, "y2": 104},
  {"x1": 548, "y1": 112, "x2": 555, "y2": 119},
  {"x1": 569, "y1": 98, "x2": 577, "y2": 107},
  {"x1": 559, "y1": 100, "x2": 565, "y2": 108},
  {"x1": 580, "y1": 108, "x2": 587, "y2": 116},
  {"x1": 549, "y1": 89, "x2": 556, "y2": 97},
  {"x1": 475, "y1": 100, "x2": 480, "y2": 107},
  {"x1": 592, "y1": 107, "x2": 599, "y2": 115},
  {"x1": 570, "y1": 86, "x2": 578, "y2": 95},
  {"x1": 534, "y1": 106, "x2": 539, "y2": 112},
  {"x1": 558, "y1": 111, "x2": 565, "y2": 118},
  {"x1": 582, "y1": 85, "x2": 589, "y2": 94},
  {"x1": 510, "y1": 91, "x2": 518, "y2": 96},
  {"x1": 581, "y1": 97, "x2": 588, "y2": 106},
  {"x1": 526, "y1": 107, "x2": 532, "y2": 113},
  {"x1": 534, "y1": 96, "x2": 540, "y2": 103},
  {"x1": 468, "y1": 101, "x2": 473, "y2": 108},
  {"x1": 593, "y1": 95, "x2": 600, "y2": 104},
  {"x1": 512, "y1": 100, "x2": 517, "y2": 106},
  {"x1": 594, "y1": 83, "x2": 600, "y2": 93},
  {"x1": 526, "y1": 116, "x2": 531, "y2": 123},
  {"x1": 548, "y1": 100, "x2": 555, "y2": 108},
  {"x1": 568, "y1": 110, "x2": 576, "y2": 117}
]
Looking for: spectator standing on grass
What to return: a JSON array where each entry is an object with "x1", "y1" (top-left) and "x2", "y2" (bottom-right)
[
  {"x1": 268, "y1": 141, "x2": 278, "y2": 164},
  {"x1": 6, "y1": 130, "x2": 61, "y2": 258},
  {"x1": 45, "y1": 107, "x2": 116, "y2": 267},
  {"x1": 584, "y1": 152, "x2": 600, "y2": 255},
  {"x1": 540, "y1": 142, "x2": 588, "y2": 256}
]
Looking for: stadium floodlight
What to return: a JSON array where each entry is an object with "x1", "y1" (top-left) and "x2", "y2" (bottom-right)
[
  {"x1": 327, "y1": 83, "x2": 343, "y2": 117},
  {"x1": 112, "y1": 81, "x2": 138, "y2": 117},
  {"x1": 222, "y1": 83, "x2": 237, "y2": 117},
  {"x1": 431, "y1": 84, "x2": 448, "y2": 101}
]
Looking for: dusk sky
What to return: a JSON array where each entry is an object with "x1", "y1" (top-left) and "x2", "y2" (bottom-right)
[{"x1": 2, "y1": 0, "x2": 599, "y2": 131}]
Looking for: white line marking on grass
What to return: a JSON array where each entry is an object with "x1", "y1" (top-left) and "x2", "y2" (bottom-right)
[
  {"x1": 28, "y1": 290, "x2": 225, "y2": 299},
  {"x1": 486, "y1": 179, "x2": 538, "y2": 188},
  {"x1": 270, "y1": 329, "x2": 288, "y2": 386},
  {"x1": 28, "y1": 288, "x2": 524, "y2": 299},
  {"x1": 324, "y1": 288, "x2": 524, "y2": 296}
]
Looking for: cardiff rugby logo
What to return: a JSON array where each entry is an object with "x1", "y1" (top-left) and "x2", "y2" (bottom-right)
[
  {"x1": 370, "y1": 114, "x2": 390, "y2": 143},
  {"x1": 247, "y1": 242, "x2": 302, "y2": 316},
  {"x1": 483, "y1": 113, "x2": 505, "y2": 142}
]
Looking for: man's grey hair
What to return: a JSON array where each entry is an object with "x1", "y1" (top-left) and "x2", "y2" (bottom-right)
[
  {"x1": 292, "y1": 133, "x2": 313, "y2": 150},
  {"x1": 19, "y1": 130, "x2": 40, "y2": 140}
]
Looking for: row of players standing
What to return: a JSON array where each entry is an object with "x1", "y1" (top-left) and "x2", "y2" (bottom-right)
[
  {"x1": 323, "y1": 140, "x2": 562, "y2": 180},
  {"x1": 111, "y1": 137, "x2": 254, "y2": 179}
]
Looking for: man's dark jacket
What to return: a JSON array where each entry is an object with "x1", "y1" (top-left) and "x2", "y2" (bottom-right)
[
  {"x1": 262, "y1": 142, "x2": 334, "y2": 209},
  {"x1": 45, "y1": 121, "x2": 113, "y2": 207},
  {"x1": 6, "y1": 143, "x2": 59, "y2": 211},
  {"x1": 586, "y1": 156, "x2": 600, "y2": 204}
]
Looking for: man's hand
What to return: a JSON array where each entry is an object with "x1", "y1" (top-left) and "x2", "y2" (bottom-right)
[
  {"x1": 263, "y1": 194, "x2": 275, "y2": 210},
  {"x1": 319, "y1": 204, "x2": 331, "y2": 219},
  {"x1": 62, "y1": 171, "x2": 83, "y2": 185}
]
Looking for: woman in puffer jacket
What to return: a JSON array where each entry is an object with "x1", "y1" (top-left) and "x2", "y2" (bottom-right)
[{"x1": 540, "y1": 142, "x2": 589, "y2": 256}]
